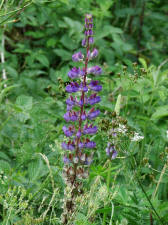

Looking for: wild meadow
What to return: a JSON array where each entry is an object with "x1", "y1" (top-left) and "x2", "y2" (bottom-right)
[{"x1": 0, "y1": 1, "x2": 168, "y2": 225}]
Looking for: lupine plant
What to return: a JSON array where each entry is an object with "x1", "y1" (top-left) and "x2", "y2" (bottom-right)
[{"x1": 61, "y1": 14, "x2": 102, "y2": 224}]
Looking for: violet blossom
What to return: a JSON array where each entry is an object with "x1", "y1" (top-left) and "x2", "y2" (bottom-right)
[{"x1": 61, "y1": 14, "x2": 102, "y2": 224}]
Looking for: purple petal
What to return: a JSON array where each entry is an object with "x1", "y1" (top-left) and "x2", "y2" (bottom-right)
[
  {"x1": 87, "y1": 66, "x2": 102, "y2": 75},
  {"x1": 63, "y1": 156, "x2": 70, "y2": 164},
  {"x1": 90, "y1": 48, "x2": 98, "y2": 58},
  {"x1": 85, "y1": 141, "x2": 96, "y2": 148},
  {"x1": 72, "y1": 52, "x2": 84, "y2": 62},
  {"x1": 82, "y1": 39, "x2": 86, "y2": 47},
  {"x1": 88, "y1": 109, "x2": 100, "y2": 120},
  {"x1": 111, "y1": 150, "x2": 118, "y2": 159}
]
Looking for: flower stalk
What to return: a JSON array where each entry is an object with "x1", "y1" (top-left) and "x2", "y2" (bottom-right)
[{"x1": 61, "y1": 14, "x2": 102, "y2": 224}]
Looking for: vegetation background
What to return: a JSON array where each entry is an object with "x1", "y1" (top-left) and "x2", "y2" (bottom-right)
[{"x1": 0, "y1": 0, "x2": 168, "y2": 224}]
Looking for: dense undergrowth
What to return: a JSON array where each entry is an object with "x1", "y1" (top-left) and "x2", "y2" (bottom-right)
[{"x1": 0, "y1": 0, "x2": 168, "y2": 224}]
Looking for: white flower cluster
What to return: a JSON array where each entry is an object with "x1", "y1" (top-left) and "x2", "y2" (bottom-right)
[
  {"x1": 131, "y1": 132, "x2": 144, "y2": 142},
  {"x1": 116, "y1": 124, "x2": 127, "y2": 135}
]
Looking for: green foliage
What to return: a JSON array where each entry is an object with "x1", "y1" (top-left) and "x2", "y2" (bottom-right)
[{"x1": 0, "y1": 0, "x2": 168, "y2": 224}]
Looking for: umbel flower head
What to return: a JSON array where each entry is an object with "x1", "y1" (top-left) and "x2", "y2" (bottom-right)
[{"x1": 62, "y1": 13, "x2": 102, "y2": 178}]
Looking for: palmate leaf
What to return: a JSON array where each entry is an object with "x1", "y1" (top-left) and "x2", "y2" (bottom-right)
[{"x1": 16, "y1": 95, "x2": 33, "y2": 111}]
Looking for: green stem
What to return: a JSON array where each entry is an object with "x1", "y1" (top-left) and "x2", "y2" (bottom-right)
[
  {"x1": 131, "y1": 156, "x2": 164, "y2": 225},
  {"x1": 103, "y1": 160, "x2": 111, "y2": 225}
]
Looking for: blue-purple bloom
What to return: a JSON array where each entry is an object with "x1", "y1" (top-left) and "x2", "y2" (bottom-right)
[
  {"x1": 85, "y1": 139, "x2": 96, "y2": 148},
  {"x1": 66, "y1": 82, "x2": 79, "y2": 93},
  {"x1": 68, "y1": 67, "x2": 84, "y2": 79},
  {"x1": 88, "y1": 93, "x2": 101, "y2": 105},
  {"x1": 72, "y1": 52, "x2": 84, "y2": 62},
  {"x1": 82, "y1": 39, "x2": 86, "y2": 47},
  {"x1": 87, "y1": 66, "x2": 102, "y2": 75},
  {"x1": 83, "y1": 124, "x2": 98, "y2": 135},
  {"x1": 106, "y1": 143, "x2": 118, "y2": 159},
  {"x1": 63, "y1": 125, "x2": 75, "y2": 137},
  {"x1": 63, "y1": 156, "x2": 71, "y2": 164},
  {"x1": 89, "y1": 80, "x2": 102, "y2": 92},
  {"x1": 87, "y1": 108, "x2": 100, "y2": 119},
  {"x1": 64, "y1": 111, "x2": 79, "y2": 122},
  {"x1": 62, "y1": 14, "x2": 102, "y2": 169},
  {"x1": 62, "y1": 141, "x2": 75, "y2": 151},
  {"x1": 90, "y1": 48, "x2": 98, "y2": 58}
]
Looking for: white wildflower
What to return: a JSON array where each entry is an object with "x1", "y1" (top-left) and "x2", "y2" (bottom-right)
[
  {"x1": 117, "y1": 124, "x2": 127, "y2": 134},
  {"x1": 131, "y1": 132, "x2": 144, "y2": 142}
]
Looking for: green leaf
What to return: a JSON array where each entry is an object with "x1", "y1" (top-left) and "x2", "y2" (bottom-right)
[
  {"x1": 28, "y1": 159, "x2": 44, "y2": 181},
  {"x1": 0, "y1": 152, "x2": 10, "y2": 161},
  {"x1": 0, "y1": 160, "x2": 11, "y2": 172},
  {"x1": 115, "y1": 94, "x2": 122, "y2": 115},
  {"x1": 36, "y1": 54, "x2": 49, "y2": 67},
  {"x1": 54, "y1": 49, "x2": 71, "y2": 61},
  {"x1": 16, "y1": 95, "x2": 33, "y2": 111},
  {"x1": 151, "y1": 105, "x2": 168, "y2": 119},
  {"x1": 139, "y1": 58, "x2": 147, "y2": 70}
]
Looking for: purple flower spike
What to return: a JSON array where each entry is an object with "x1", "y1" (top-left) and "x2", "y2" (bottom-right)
[
  {"x1": 66, "y1": 82, "x2": 79, "y2": 93},
  {"x1": 87, "y1": 108, "x2": 100, "y2": 120},
  {"x1": 87, "y1": 66, "x2": 102, "y2": 75},
  {"x1": 72, "y1": 52, "x2": 84, "y2": 62},
  {"x1": 83, "y1": 124, "x2": 97, "y2": 135},
  {"x1": 62, "y1": 14, "x2": 102, "y2": 194},
  {"x1": 89, "y1": 80, "x2": 102, "y2": 92},
  {"x1": 68, "y1": 67, "x2": 84, "y2": 79}
]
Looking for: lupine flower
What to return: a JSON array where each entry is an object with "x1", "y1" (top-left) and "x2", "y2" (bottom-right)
[
  {"x1": 89, "y1": 36, "x2": 94, "y2": 44},
  {"x1": 63, "y1": 156, "x2": 70, "y2": 164},
  {"x1": 66, "y1": 96, "x2": 76, "y2": 106},
  {"x1": 90, "y1": 48, "x2": 98, "y2": 58},
  {"x1": 72, "y1": 52, "x2": 84, "y2": 62},
  {"x1": 68, "y1": 67, "x2": 84, "y2": 79},
  {"x1": 87, "y1": 65, "x2": 102, "y2": 75},
  {"x1": 82, "y1": 39, "x2": 86, "y2": 47},
  {"x1": 88, "y1": 80, "x2": 102, "y2": 91},
  {"x1": 63, "y1": 125, "x2": 75, "y2": 137},
  {"x1": 83, "y1": 124, "x2": 98, "y2": 134},
  {"x1": 106, "y1": 143, "x2": 118, "y2": 159},
  {"x1": 85, "y1": 139, "x2": 96, "y2": 148},
  {"x1": 88, "y1": 93, "x2": 101, "y2": 105},
  {"x1": 87, "y1": 108, "x2": 100, "y2": 119},
  {"x1": 62, "y1": 14, "x2": 102, "y2": 224},
  {"x1": 63, "y1": 111, "x2": 79, "y2": 121},
  {"x1": 65, "y1": 82, "x2": 79, "y2": 93}
]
